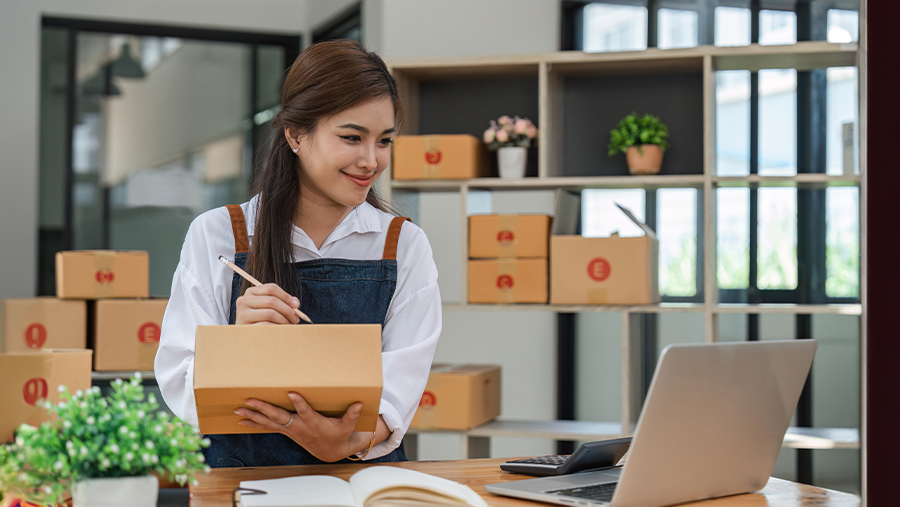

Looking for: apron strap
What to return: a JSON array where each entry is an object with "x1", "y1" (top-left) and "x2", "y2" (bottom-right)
[
  {"x1": 225, "y1": 204, "x2": 250, "y2": 254},
  {"x1": 382, "y1": 217, "x2": 412, "y2": 260}
]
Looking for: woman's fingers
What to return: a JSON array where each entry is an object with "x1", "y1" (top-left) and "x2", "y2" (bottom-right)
[
  {"x1": 248, "y1": 284, "x2": 300, "y2": 311},
  {"x1": 340, "y1": 403, "x2": 364, "y2": 431},
  {"x1": 235, "y1": 284, "x2": 301, "y2": 325},
  {"x1": 235, "y1": 407, "x2": 281, "y2": 431},
  {"x1": 287, "y1": 392, "x2": 315, "y2": 421},
  {"x1": 245, "y1": 399, "x2": 293, "y2": 426}
]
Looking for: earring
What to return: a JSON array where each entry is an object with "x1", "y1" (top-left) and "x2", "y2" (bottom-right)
[{"x1": 292, "y1": 147, "x2": 298, "y2": 153}]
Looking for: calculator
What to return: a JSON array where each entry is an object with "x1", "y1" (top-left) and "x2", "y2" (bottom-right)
[{"x1": 500, "y1": 437, "x2": 632, "y2": 477}]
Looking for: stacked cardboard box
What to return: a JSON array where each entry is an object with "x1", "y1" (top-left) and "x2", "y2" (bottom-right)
[
  {"x1": 409, "y1": 363, "x2": 502, "y2": 430},
  {"x1": 2, "y1": 251, "x2": 167, "y2": 372},
  {"x1": 0, "y1": 349, "x2": 93, "y2": 442},
  {"x1": 549, "y1": 191, "x2": 660, "y2": 305},
  {"x1": 468, "y1": 214, "x2": 551, "y2": 304},
  {"x1": 392, "y1": 134, "x2": 489, "y2": 180}
]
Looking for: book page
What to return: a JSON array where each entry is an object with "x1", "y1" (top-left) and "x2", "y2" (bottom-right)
[
  {"x1": 348, "y1": 467, "x2": 488, "y2": 507},
  {"x1": 238, "y1": 476, "x2": 359, "y2": 507}
]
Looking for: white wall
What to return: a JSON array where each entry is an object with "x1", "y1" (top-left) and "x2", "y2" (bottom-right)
[{"x1": 371, "y1": 0, "x2": 559, "y2": 58}]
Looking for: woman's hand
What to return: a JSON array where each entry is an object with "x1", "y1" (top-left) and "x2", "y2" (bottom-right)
[
  {"x1": 235, "y1": 394, "x2": 384, "y2": 463},
  {"x1": 235, "y1": 283, "x2": 300, "y2": 325}
]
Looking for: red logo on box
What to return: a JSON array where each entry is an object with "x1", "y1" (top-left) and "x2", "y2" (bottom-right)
[
  {"x1": 587, "y1": 258, "x2": 611, "y2": 282},
  {"x1": 497, "y1": 230, "x2": 515, "y2": 243},
  {"x1": 138, "y1": 322, "x2": 161, "y2": 343},
  {"x1": 419, "y1": 390, "x2": 437, "y2": 407},
  {"x1": 24, "y1": 323, "x2": 47, "y2": 349},
  {"x1": 424, "y1": 150, "x2": 442, "y2": 165},
  {"x1": 95, "y1": 269, "x2": 115, "y2": 284},
  {"x1": 497, "y1": 275, "x2": 514, "y2": 289},
  {"x1": 23, "y1": 378, "x2": 48, "y2": 406}
]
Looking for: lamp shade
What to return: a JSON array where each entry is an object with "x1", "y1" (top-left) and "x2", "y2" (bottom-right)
[{"x1": 110, "y1": 42, "x2": 145, "y2": 78}]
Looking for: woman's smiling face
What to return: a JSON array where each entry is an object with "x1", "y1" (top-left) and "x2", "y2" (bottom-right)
[{"x1": 288, "y1": 97, "x2": 396, "y2": 209}]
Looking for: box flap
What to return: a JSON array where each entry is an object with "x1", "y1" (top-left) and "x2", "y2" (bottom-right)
[
  {"x1": 615, "y1": 203, "x2": 657, "y2": 240},
  {"x1": 551, "y1": 189, "x2": 581, "y2": 236}
]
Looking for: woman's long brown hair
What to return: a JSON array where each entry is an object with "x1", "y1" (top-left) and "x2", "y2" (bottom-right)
[{"x1": 244, "y1": 40, "x2": 402, "y2": 298}]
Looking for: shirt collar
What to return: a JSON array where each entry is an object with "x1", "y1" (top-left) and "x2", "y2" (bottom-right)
[{"x1": 245, "y1": 195, "x2": 383, "y2": 250}]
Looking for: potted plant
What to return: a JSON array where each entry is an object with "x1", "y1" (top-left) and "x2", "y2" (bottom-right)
[
  {"x1": 608, "y1": 112, "x2": 670, "y2": 175},
  {"x1": 483, "y1": 115, "x2": 538, "y2": 179},
  {"x1": 0, "y1": 374, "x2": 209, "y2": 507}
]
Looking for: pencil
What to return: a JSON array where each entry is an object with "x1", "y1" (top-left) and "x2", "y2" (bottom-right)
[{"x1": 217, "y1": 255, "x2": 313, "y2": 324}]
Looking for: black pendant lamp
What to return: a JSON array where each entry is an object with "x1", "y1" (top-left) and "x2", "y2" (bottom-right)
[{"x1": 109, "y1": 42, "x2": 145, "y2": 78}]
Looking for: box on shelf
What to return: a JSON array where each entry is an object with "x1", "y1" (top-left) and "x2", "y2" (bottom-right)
[
  {"x1": 469, "y1": 214, "x2": 551, "y2": 259},
  {"x1": 550, "y1": 190, "x2": 659, "y2": 305},
  {"x1": 2, "y1": 298, "x2": 87, "y2": 353},
  {"x1": 93, "y1": 299, "x2": 168, "y2": 371},
  {"x1": 0, "y1": 349, "x2": 92, "y2": 443},
  {"x1": 410, "y1": 363, "x2": 501, "y2": 430},
  {"x1": 193, "y1": 324, "x2": 382, "y2": 435},
  {"x1": 56, "y1": 250, "x2": 149, "y2": 299},
  {"x1": 392, "y1": 134, "x2": 489, "y2": 180},
  {"x1": 468, "y1": 258, "x2": 548, "y2": 304}
]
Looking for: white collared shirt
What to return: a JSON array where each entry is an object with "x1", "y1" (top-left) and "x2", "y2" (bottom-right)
[{"x1": 155, "y1": 195, "x2": 441, "y2": 460}]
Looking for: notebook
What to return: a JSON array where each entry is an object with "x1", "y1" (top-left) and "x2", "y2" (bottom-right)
[{"x1": 236, "y1": 466, "x2": 489, "y2": 507}]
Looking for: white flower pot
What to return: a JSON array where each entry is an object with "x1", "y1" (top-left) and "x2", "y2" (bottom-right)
[
  {"x1": 497, "y1": 146, "x2": 527, "y2": 179},
  {"x1": 71, "y1": 475, "x2": 158, "y2": 507}
]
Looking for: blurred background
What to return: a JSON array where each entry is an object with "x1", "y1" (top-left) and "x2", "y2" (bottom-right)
[{"x1": 0, "y1": 0, "x2": 861, "y2": 495}]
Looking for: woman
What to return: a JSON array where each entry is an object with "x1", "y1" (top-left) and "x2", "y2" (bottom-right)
[{"x1": 155, "y1": 40, "x2": 441, "y2": 467}]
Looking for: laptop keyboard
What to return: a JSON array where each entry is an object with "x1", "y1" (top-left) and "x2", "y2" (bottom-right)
[
  {"x1": 549, "y1": 482, "x2": 618, "y2": 503},
  {"x1": 507, "y1": 455, "x2": 570, "y2": 466}
]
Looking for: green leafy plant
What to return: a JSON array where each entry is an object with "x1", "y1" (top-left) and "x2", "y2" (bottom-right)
[
  {"x1": 0, "y1": 374, "x2": 209, "y2": 505},
  {"x1": 607, "y1": 112, "x2": 670, "y2": 157}
]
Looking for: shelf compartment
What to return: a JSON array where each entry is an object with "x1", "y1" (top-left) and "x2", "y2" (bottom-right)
[{"x1": 561, "y1": 72, "x2": 704, "y2": 178}]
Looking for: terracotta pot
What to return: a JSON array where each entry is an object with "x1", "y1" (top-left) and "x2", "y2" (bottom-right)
[{"x1": 626, "y1": 145, "x2": 664, "y2": 175}]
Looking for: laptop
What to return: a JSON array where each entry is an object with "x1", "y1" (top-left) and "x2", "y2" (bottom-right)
[{"x1": 486, "y1": 340, "x2": 817, "y2": 507}]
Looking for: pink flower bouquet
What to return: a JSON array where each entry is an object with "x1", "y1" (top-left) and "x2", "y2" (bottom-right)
[{"x1": 483, "y1": 115, "x2": 538, "y2": 150}]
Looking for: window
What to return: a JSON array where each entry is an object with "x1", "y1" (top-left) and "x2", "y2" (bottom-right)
[
  {"x1": 827, "y1": 9, "x2": 859, "y2": 43},
  {"x1": 39, "y1": 18, "x2": 299, "y2": 296},
  {"x1": 758, "y1": 69, "x2": 797, "y2": 176},
  {"x1": 657, "y1": 188, "x2": 698, "y2": 297},
  {"x1": 658, "y1": 9, "x2": 698, "y2": 49},
  {"x1": 583, "y1": 3, "x2": 648, "y2": 53},
  {"x1": 715, "y1": 7, "x2": 750, "y2": 47},
  {"x1": 759, "y1": 9, "x2": 797, "y2": 46}
]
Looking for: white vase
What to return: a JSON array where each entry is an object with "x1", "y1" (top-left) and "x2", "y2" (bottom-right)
[
  {"x1": 497, "y1": 146, "x2": 527, "y2": 179},
  {"x1": 71, "y1": 475, "x2": 158, "y2": 507}
]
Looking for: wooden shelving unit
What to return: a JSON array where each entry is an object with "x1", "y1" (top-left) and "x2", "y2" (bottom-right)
[{"x1": 383, "y1": 41, "x2": 862, "y2": 444}]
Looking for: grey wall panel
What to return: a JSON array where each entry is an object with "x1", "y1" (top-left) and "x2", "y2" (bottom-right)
[
  {"x1": 419, "y1": 77, "x2": 540, "y2": 177},
  {"x1": 563, "y1": 73, "x2": 704, "y2": 176}
]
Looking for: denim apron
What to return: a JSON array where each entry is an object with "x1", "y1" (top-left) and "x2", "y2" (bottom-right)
[{"x1": 203, "y1": 204, "x2": 409, "y2": 468}]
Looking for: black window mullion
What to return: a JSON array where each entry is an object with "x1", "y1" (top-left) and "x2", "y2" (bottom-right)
[
  {"x1": 63, "y1": 25, "x2": 76, "y2": 253},
  {"x1": 647, "y1": 0, "x2": 660, "y2": 48}
]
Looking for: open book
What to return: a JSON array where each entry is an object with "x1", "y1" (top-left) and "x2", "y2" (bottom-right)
[{"x1": 236, "y1": 466, "x2": 490, "y2": 507}]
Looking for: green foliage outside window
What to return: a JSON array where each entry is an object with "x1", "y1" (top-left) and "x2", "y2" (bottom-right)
[{"x1": 661, "y1": 236, "x2": 697, "y2": 297}]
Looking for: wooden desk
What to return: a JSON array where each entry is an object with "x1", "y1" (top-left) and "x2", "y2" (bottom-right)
[{"x1": 190, "y1": 458, "x2": 860, "y2": 507}]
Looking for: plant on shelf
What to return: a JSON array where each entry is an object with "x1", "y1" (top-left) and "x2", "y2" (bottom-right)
[
  {"x1": 607, "y1": 112, "x2": 670, "y2": 175},
  {"x1": 483, "y1": 115, "x2": 538, "y2": 179},
  {"x1": 0, "y1": 373, "x2": 209, "y2": 507}
]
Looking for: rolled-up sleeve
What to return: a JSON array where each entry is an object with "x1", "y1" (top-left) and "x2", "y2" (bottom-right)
[{"x1": 367, "y1": 226, "x2": 441, "y2": 459}]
